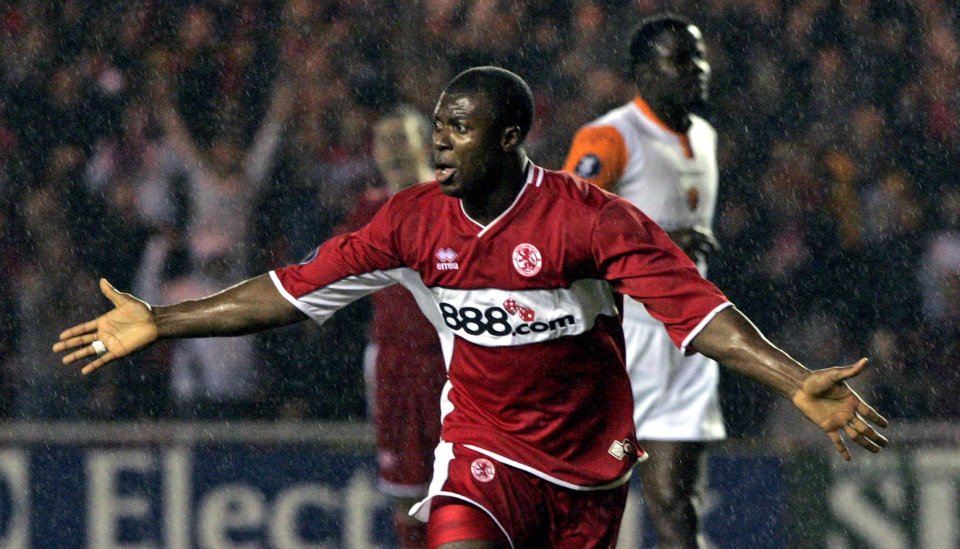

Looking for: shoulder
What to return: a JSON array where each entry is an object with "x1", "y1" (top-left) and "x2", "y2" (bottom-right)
[
  {"x1": 536, "y1": 166, "x2": 622, "y2": 211},
  {"x1": 356, "y1": 181, "x2": 445, "y2": 237},
  {"x1": 564, "y1": 106, "x2": 635, "y2": 184},
  {"x1": 385, "y1": 181, "x2": 445, "y2": 213},
  {"x1": 593, "y1": 102, "x2": 639, "y2": 129},
  {"x1": 576, "y1": 103, "x2": 637, "y2": 140},
  {"x1": 540, "y1": 167, "x2": 657, "y2": 227}
]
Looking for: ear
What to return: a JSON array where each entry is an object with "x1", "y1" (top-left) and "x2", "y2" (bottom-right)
[{"x1": 501, "y1": 126, "x2": 521, "y2": 151}]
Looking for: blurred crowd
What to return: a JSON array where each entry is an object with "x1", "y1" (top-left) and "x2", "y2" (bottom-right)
[{"x1": 0, "y1": 0, "x2": 957, "y2": 433}]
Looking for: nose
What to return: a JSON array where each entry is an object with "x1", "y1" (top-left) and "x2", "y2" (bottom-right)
[{"x1": 433, "y1": 124, "x2": 451, "y2": 151}]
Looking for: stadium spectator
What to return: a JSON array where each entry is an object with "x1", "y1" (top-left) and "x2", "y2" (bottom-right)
[{"x1": 136, "y1": 63, "x2": 293, "y2": 419}]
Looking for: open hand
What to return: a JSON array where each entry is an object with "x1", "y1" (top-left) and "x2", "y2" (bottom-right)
[
  {"x1": 52, "y1": 279, "x2": 159, "y2": 375},
  {"x1": 791, "y1": 358, "x2": 889, "y2": 460}
]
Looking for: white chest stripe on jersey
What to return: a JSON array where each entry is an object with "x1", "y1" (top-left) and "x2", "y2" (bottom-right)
[
  {"x1": 272, "y1": 268, "x2": 620, "y2": 350},
  {"x1": 429, "y1": 279, "x2": 619, "y2": 347}
]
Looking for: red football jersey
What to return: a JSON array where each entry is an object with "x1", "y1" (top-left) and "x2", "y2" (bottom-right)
[
  {"x1": 271, "y1": 163, "x2": 730, "y2": 489},
  {"x1": 336, "y1": 186, "x2": 439, "y2": 347}
]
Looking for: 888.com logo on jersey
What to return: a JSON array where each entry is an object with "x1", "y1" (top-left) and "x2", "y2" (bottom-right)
[
  {"x1": 431, "y1": 282, "x2": 616, "y2": 345},
  {"x1": 437, "y1": 297, "x2": 576, "y2": 343}
]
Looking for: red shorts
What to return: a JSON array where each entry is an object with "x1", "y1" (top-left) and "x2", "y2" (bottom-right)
[
  {"x1": 369, "y1": 341, "x2": 447, "y2": 497},
  {"x1": 417, "y1": 444, "x2": 629, "y2": 548}
]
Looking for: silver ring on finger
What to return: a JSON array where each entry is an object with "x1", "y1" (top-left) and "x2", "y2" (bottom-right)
[{"x1": 91, "y1": 340, "x2": 107, "y2": 358}]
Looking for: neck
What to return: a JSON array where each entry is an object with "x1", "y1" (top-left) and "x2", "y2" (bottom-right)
[
  {"x1": 639, "y1": 93, "x2": 691, "y2": 133},
  {"x1": 462, "y1": 151, "x2": 528, "y2": 225}
]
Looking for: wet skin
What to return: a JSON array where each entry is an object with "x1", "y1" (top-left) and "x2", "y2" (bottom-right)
[{"x1": 432, "y1": 91, "x2": 526, "y2": 225}]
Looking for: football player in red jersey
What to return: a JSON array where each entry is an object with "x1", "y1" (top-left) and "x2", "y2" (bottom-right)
[
  {"x1": 337, "y1": 106, "x2": 446, "y2": 549},
  {"x1": 55, "y1": 67, "x2": 888, "y2": 549}
]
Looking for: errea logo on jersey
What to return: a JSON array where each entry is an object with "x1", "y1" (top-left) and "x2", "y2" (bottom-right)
[{"x1": 436, "y1": 247, "x2": 459, "y2": 271}]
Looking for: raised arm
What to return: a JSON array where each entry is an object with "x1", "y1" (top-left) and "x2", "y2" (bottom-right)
[
  {"x1": 153, "y1": 77, "x2": 205, "y2": 169},
  {"x1": 243, "y1": 77, "x2": 296, "y2": 185},
  {"x1": 690, "y1": 307, "x2": 889, "y2": 460},
  {"x1": 53, "y1": 276, "x2": 306, "y2": 375}
]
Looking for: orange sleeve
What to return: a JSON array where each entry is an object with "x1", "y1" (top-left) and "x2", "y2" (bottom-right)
[{"x1": 562, "y1": 125, "x2": 628, "y2": 191}]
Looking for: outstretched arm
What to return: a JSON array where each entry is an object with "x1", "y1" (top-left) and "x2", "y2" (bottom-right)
[
  {"x1": 53, "y1": 275, "x2": 306, "y2": 375},
  {"x1": 691, "y1": 307, "x2": 889, "y2": 460}
]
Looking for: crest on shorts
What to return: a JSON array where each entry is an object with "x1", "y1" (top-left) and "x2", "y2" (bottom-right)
[
  {"x1": 470, "y1": 458, "x2": 496, "y2": 482},
  {"x1": 575, "y1": 154, "x2": 602, "y2": 178},
  {"x1": 512, "y1": 243, "x2": 542, "y2": 277}
]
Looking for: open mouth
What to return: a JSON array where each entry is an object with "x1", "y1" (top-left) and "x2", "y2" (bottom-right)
[{"x1": 435, "y1": 164, "x2": 457, "y2": 184}]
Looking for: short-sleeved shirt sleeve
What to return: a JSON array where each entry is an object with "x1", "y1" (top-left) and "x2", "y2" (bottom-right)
[
  {"x1": 563, "y1": 125, "x2": 628, "y2": 190},
  {"x1": 270, "y1": 197, "x2": 404, "y2": 324},
  {"x1": 591, "y1": 197, "x2": 731, "y2": 352}
]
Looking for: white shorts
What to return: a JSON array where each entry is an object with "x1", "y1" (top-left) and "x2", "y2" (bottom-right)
[{"x1": 623, "y1": 299, "x2": 726, "y2": 441}]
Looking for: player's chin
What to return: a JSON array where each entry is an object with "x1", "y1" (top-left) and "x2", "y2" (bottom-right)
[
  {"x1": 439, "y1": 187, "x2": 465, "y2": 199},
  {"x1": 438, "y1": 179, "x2": 465, "y2": 198}
]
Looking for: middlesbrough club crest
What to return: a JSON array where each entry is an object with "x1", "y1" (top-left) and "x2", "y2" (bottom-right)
[
  {"x1": 512, "y1": 243, "x2": 542, "y2": 277},
  {"x1": 470, "y1": 458, "x2": 496, "y2": 482}
]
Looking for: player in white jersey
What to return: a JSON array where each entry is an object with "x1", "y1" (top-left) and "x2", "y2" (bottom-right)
[
  {"x1": 55, "y1": 66, "x2": 889, "y2": 549},
  {"x1": 563, "y1": 14, "x2": 724, "y2": 548}
]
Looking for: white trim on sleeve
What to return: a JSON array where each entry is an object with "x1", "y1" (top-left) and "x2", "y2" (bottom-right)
[
  {"x1": 680, "y1": 301, "x2": 733, "y2": 354},
  {"x1": 268, "y1": 270, "x2": 315, "y2": 317}
]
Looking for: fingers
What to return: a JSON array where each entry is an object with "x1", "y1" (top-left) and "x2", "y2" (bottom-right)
[
  {"x1": 834, "y1": 358, "x2": 869, "y2": 380},
  {"x1": 843, "y1": 414, "x2": 887, "y2": 453},
  {"x1": 100, "y1": 278, "x2": 127, "y2": 307},
  {"x1": 829, "y1": 412, "x2": 889, "y2": 461},
  {"x1": 828, "y1": 430, "x2": 851, "y2": 461},
  {"x1": 56, "y1": 320, "x2": 99, "y2": 346},
  {"x1": 52, "y1": 333, "x2": 99, "y2": 354},
  {"x1": 81, "y1": 354, "x2": 114, "y2": 375},
  {"x1": 59, "y1": 340, "x2": 115, "y2": 372},
  {"x1": 60, "y1": 342, "x2": 100, "y2": 366},
  {"x1": 856, "y1": 400, "x2": 890, "y2": 429}
]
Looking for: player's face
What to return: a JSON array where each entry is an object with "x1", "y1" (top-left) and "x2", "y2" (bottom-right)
[
  {"x1": 373, "y1": 115, "x2": 427, "y2": 192},
  {"x1": 432, "y1": 91, "x2": 501, "y2": 199},
  {"x1": 651, "y1": 24, "x2": 711, "y2": 108}
]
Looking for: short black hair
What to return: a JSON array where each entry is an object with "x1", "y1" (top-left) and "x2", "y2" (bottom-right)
[
  {"x1": 629, "y1": 13, "x2": 696, "y2": 68},
  {"x1": 443, "y1": 66, "x2": 535, "y2": 142}
]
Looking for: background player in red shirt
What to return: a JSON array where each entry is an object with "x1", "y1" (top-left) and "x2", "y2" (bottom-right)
[
  {"x1": 337, "y1": 106, "x2": 446, "y2": 549},
  {"x1": 54, "y1": 67, "x2": 888, "y2": 549}
]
